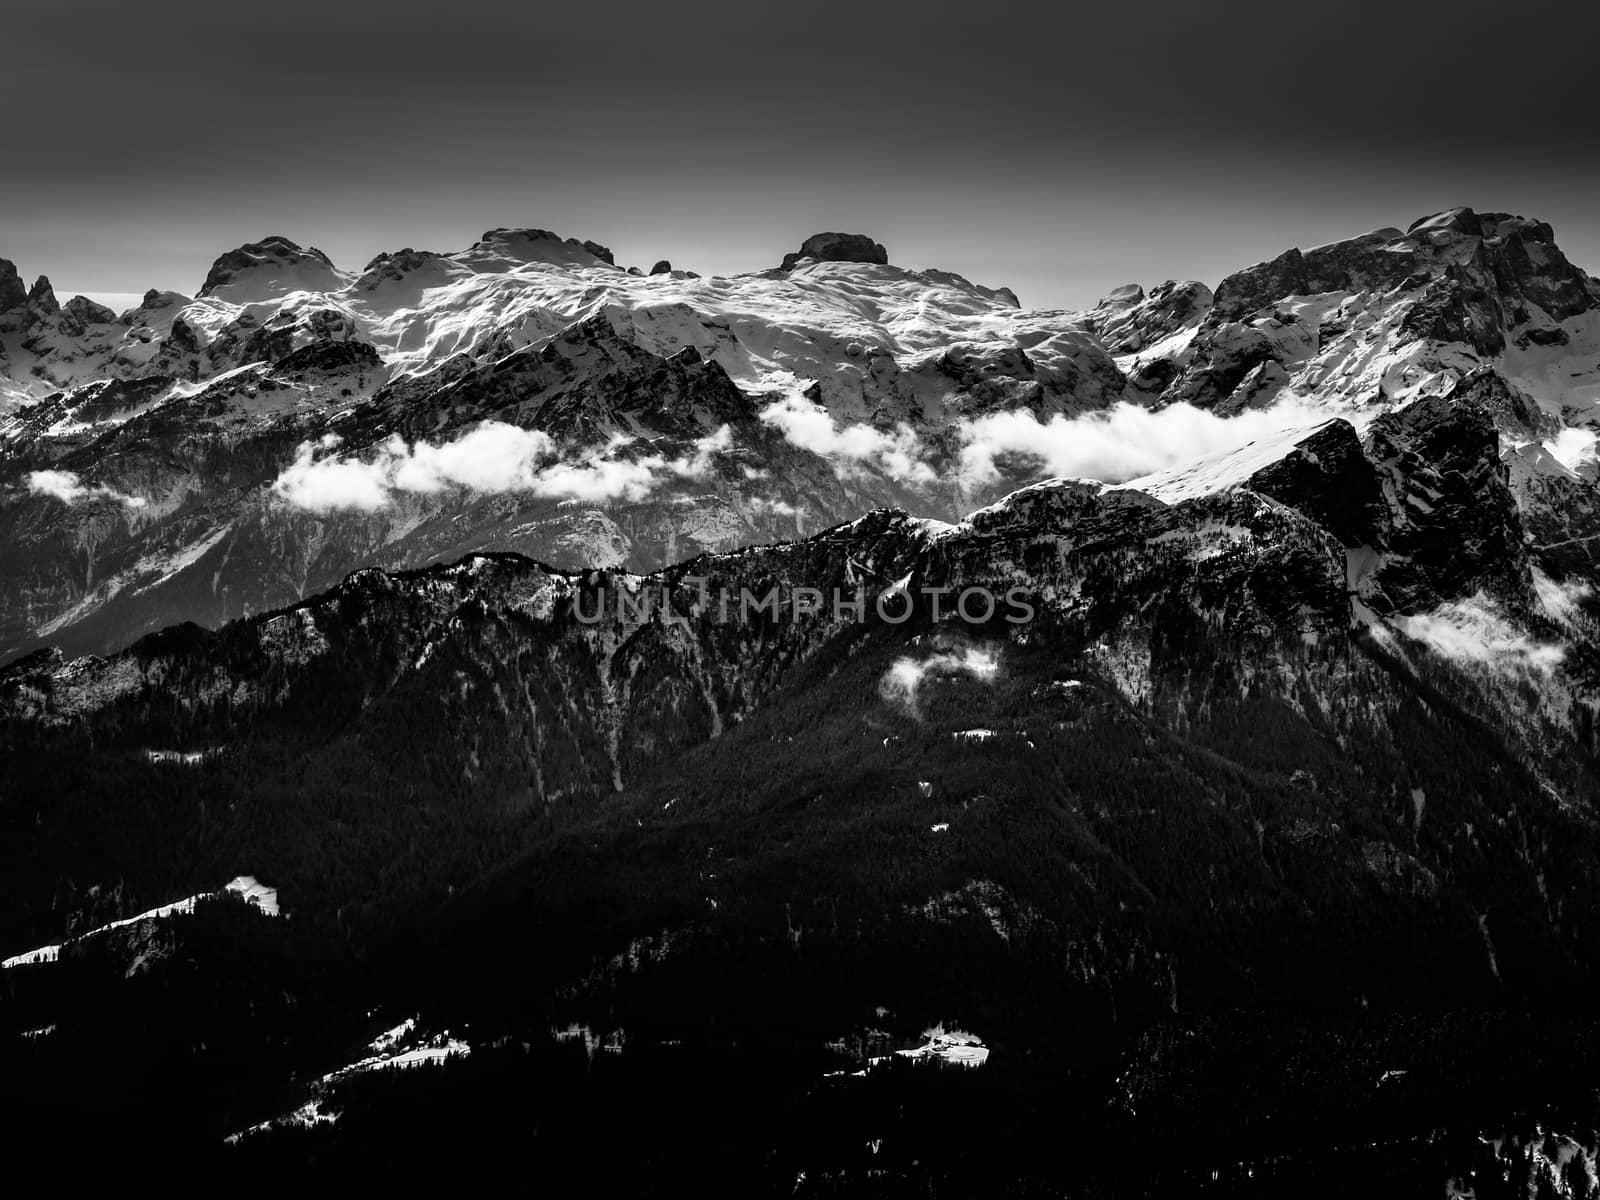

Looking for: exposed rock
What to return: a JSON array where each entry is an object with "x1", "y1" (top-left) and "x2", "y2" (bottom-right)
[
  {"x1": 1245, "y1": 419, "x2": 1385, "y2": 547},
  {"x1": 578, "y1": 239, "x2": 615, "y2": 265},
  {"x1": 347, "y1": 307, "x2": 757, "y2": 449},
  {"x1": 27, "y1": 275, "x2": 59, "y2": 316},
  {"x1": 60, "y1": 295, "x2": 118, "y2": 334},
  {"x1": 1398, "y1": 271, "x2": 1505, "y2": 357},
  {"x1": 1212, "y1": 208, "x2": 1596, "y2": 329},
  {"x1": 166, "y1": 316, "x2": 202, "y2": 354},
  {"x1": 1162, "y1": 320, "x2": 1280, "y2": 409},
  {"x1": 1361, "y1": 393, "x2": 1529, "y2": 612},
  {"x1": 204, "y1": 305, "x2": 363, "y2": 373},
  {"x1": 0, "y1": 258, "x2": 26, "y2": 311},
  {"x1": 649, "y1": 260, "x2": 672, "y2": 276},
  {"x1": 137, "y1": 288, "x2": 184, "y2": 313},
  {"x1": 150, "y1": 316, "x2": 205, "y2": 379},
  {"x1": 1212, "y1": 247, "x2": 1309, "y2": 322},
  {"x1": 1087, "y1": 279, "x2": 1212, "y2": 355},
  {"x1": 272, "y1": 338, "x2": 382, "y2": 376},
  {"x1": 780, "y1": 232, "x2": 889, "y2": 271}
]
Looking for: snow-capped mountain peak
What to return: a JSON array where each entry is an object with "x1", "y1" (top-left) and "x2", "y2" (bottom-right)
[{"x1": 1, "y1": 210, "x2": 1597, "y2": 667}]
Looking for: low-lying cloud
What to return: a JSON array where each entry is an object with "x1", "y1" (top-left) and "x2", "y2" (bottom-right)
[
  {"x1": 1532, "y1": 568, "x2": 1593, "y2": 627},
  {"x1": 273, "y1": 422, "x2": 732, "y2": 513},
  {"x1": 26, "y1": 469, "x2": 147, "y2": 508},
  {"x1": 747, "y1": 496, "x2": 801, "y2": 518},
  {"x1": 1393, "y1": 594, "x2": 1565, "y2": 676},
  {"x1": 957, "y1": 402, "x2": 1334, "y2": 486},
  {"x1": 758, "y1": 394, "x2": 934, "y2": 483},
  {"x1": 758, "y1": 394, "x2": 1334, "y2": 491},
  {"x1": 880, "y1": 645, "x2": 1001, "y2": 717}
]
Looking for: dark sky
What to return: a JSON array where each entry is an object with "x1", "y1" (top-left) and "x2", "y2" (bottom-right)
[{"x1": 6, "y1": 0, "x2": 1598, "y2": 311}]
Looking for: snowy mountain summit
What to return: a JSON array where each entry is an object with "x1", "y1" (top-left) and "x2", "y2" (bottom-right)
[{"x1": 0, "y1": 209, "x2": 1597, "y2": 666}]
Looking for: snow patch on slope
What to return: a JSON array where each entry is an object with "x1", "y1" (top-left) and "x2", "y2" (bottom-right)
[
  {"x1": 2, "y1": 876, "x2": 279, "y2": 969},
  {"x1": 228, "y1": 1015, "x2": 471, "y2": 1142}
]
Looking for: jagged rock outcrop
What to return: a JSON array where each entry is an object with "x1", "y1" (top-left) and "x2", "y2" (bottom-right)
[
  {"x1": 1237, "y1": 401, "x2": 1530, "y2": 615},
  {"x1": 1140, "y1": 207, "x2": 1600, "y2": 416},
  {"x1": 1362, "y1": 393, "x2": 1531, "y2": 611},
  {"x1": 1086, "y1": 280, "x2": 1213, "y2": 357},
  {"x1": 350, "y1": 309, "x2": 758, "y2": 445},
  {"x1": 201, "y1": 304, "x2": 366, "y2": 375},
  {"x1": 1210, "y1": 210, "x2": 1595, "y2": 327},
  {"x1": 0, "y1": 258, "x2": 27, "y2": 311},
  {"x1": 1244, "y1": 418, "x2": 1385, "y2": 548},
  {"x1": 26, "y1": 276, "x2": 59, "y2": 316},
  {"x1": 780, "y1": 232, "x2": 889, "y2": 271},
  {"x1": 59, "y1": 295, "x2": 118, "y2": 335},
  {"x1": 273, "y1": 337, "x2": 383, "y2": 377}
]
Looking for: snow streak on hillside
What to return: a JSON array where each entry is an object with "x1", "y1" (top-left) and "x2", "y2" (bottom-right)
[{"x1": 2, "y1": 876, "x2": 279, "y2": 969}]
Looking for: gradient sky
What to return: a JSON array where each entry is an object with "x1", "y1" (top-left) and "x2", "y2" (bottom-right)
[{"x1": 7, "y1": 0, "x2": 1598, "y2": 312}]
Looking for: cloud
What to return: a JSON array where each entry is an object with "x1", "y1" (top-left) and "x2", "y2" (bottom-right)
[
  {"x1": 525, "y1": 455, "x2": 661, "y2": 503},
  {"x1": 670, "y1": 423, "x2": 733, "y2": 477},
  {"x1": 758, "y1": 394, "x2": 934, "y2": 483},
  {"x1": 879, "y1": 645, "x2": 1000, "y2": 717},
  {"x1": 758, "y1": 392, "x2": 1338, "y2": 493},
  {"x1": 26, "y1": 469, "x2": 146, "y2": 508},
  {"x1": 747, "y1": 496, "x2": 800, "y2": 518},
  {"x1": 1544, "y1": 427, "x2": 1599, "y2": 475},
  {"x1": 956, "y1": 401, "x2": 1334, "y2": 486},
  {"x1": 1533, "y1": 568, "x2": 1593, "y2": 627},
  {"x1": 1393, "y1": 594, "x2": 1565, "y2": 675},
  {"x1": 273, "y1": 422, "x2": 732, "y2": 513}
]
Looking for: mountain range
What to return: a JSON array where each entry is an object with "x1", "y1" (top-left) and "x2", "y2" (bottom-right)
[{"x1": 4, "y1": 209, "x2": 1600, "y2": 1194}]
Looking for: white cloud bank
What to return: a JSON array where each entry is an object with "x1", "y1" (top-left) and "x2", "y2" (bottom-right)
[
  {"x1": 956, "y1": 402, "x2": 1334, "y2": 486},
  {"x1": 757, "y1": 394, "x2": 1337, "y2": 490},
  {"x1": 273, "y1": 423, "x2": 731, "y2": 513},
  {"x1": 758, "y1": 394, "x2": 934, "y2": 483},
  {"x1": 26, "y1": 469, "x2": 146, "y2": 508},
  {"x1": 1393, "y1": 593, "x2": 1565, "y2": 676},
  {"x1": 1533, "y1": 567, "x2": 1593, "y2": 628},
  {"x1": 880, "y1": 645, "x2": 1000, "y2": 717}
]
